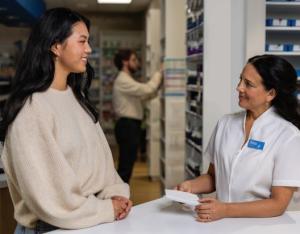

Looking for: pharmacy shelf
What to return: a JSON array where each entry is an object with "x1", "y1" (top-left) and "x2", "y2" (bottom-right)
[
  {"x1": 185, "y1": 0, "x2": 204, "y2": 180},
  {"x1": 265, "y1": 51, "x2": 300, "y2": 56},
  {"x1": 185, "y1": 165, "x2": 195, "y2": 178},
  {"x1": 266, "y1": 27, "x2": 300, "y2": 31},
  {"x1": 266, "y1": 2, "x2": 300, "y2": 7},
  {"x1": 99, "y1": 31, "x2": 142, "y2": 145},
  {"x1": 186, "y1": 53, "x2": 203, "y2": 62},
  {"x1": 186, "y1": 138, "x2": 202, "y2": 153},
  {"x1": 159, "y1": 0, "x2": 186, "y2": 189},
  {"x1": 187, "y1": 23, "x2": 204, "y2": 34},
  {"x1": 265, "y1": 0, "x2": 300, "y2": 109},
  {"x1": 186, "y1": 84, "x2": 202, "y2": 92},
  {"x1": 186, "y1": 110, "x2": 202, "y2": 119}
]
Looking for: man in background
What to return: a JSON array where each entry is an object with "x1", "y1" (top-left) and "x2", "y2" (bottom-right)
[{"x1": 113, "y1": 49, "x2": 162, "y2": 183}]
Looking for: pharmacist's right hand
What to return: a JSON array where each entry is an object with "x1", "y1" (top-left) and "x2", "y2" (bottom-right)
[{"x1": 175, "y1": 180, "x2": 193, "y2": 193}]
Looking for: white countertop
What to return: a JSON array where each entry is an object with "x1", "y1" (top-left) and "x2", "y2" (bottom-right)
[
  {"x1": 48, "y1": 197, "x2": 300, "y2": 234},
  {"x1": 0, "y1": 173, "x2": 7, "y2": 189}
]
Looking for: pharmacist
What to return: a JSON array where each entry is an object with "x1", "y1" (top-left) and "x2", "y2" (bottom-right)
[
  {"x1": 176, "y1": 55, "x2": 300, "y2": 222},
  {"x1": 113, "y1": 49, "x2": 162, "y2": 183}
]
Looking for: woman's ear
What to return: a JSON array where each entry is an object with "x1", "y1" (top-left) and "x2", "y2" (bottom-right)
[
  {"x1": 50, "y1": 43, "x2": 61, "y2": 57},
  {"x1": 267, "y1": 88, "x2": 277, "y2": 102}
]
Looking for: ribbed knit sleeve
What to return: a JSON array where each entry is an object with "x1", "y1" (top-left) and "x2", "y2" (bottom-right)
[
  {"x1": 95, "y1": 125, "x2": 130, "y2": 199},
  {"x1": 2, "y1": 98, "x2": 116, "y2": 229}
]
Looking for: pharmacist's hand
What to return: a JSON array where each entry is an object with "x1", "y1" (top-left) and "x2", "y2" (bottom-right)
[
  {"x1": 112, "y1": 196, "x2": 132, "y2": 220},
  {"x1": 174, "y1": 180, "x2": 193, "y2": 193},
  {"x1": 195, "y1": 197, "x2": 227, "y2": 222}
]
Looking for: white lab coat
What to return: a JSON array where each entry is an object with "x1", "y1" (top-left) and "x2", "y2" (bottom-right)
[{"x1": 205, "y1": 107, "x2": 300, "y2": 204}]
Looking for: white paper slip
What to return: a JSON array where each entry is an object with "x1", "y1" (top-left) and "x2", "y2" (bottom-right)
[{"x1": 165, "y1": 189, "x2": 200, "y2": 206}]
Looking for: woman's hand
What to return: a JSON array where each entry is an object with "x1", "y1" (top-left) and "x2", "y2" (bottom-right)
[
  {"x1": 174, "y1": 180, "x2": 193, "y2": 193},
  {"x1": 111, "y1": 196, "x2": 132, "y2": 220},
  {"x1": 195, "y1": 197, "x2": 227, "y2": 222}
]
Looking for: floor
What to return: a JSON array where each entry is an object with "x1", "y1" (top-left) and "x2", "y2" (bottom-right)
[
  {"x1": 129, "y1": 160, "x2": 161, "y2": 205},
  {"x1": 111, "y1": 146, "x2": 161, "y2": 206}
]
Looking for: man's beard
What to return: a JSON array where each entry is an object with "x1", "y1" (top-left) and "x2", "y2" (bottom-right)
[{"x1": 128, "y1": 65, "x2": 138, "y2": 74}]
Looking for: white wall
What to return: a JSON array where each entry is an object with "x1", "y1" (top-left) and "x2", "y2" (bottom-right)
[
  {"x1": 245, "y1": 0, "x2": 265, "y2": 59},
  {"x1": 202, "y1": 0, "x2": 265, "y2": 171},
  {"x1": 164, "y1": 0, "x2": 186, "y2": 58}
]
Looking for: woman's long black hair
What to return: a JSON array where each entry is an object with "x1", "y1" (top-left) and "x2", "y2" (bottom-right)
[
  {"x1": 0, "y1": 8, "x2": 98, "y2": 142},
  {"x1": 248, "y1": 54, "x2": 300, "y2": 129}
]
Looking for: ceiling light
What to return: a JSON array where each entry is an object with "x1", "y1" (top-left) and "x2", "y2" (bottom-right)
[{"x1": 97, "y1": 0, "x2": 132, "y2": 4}]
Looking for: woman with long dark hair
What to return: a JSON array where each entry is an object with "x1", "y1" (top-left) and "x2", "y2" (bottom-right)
[
  {"x1": 0, "y1": 8, "x2": 131, "y2": 233},
  {"x1": 176, "y1": 54, "x2": 300, "y2": 222}
]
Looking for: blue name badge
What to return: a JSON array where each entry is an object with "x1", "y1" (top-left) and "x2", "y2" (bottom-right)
[{"x1": 247, "y1": 139, "x2": 265, "y2": 150}]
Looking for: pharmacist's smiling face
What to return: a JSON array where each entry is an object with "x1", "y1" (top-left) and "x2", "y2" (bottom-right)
[
  {"x1": 53, "y1": 21, "x2": 92, "y2": 73},
  {"x1": 236, "y1": 63, "x2": 275, "y2": 113}
]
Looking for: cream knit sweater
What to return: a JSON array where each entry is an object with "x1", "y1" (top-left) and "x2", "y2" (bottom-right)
[
  {"x1": 113, "y1": 71, "x2": 162, "y2": 120},
  {"x1": 1, "y1": 87, "x2": 129, "y2": 229}
]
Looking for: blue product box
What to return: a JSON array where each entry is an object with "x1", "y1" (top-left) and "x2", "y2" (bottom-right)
[
  {"x1": 266, "y1": 18, "x2": 273, "y2": 26},
  {"x1": 265, "y1": 44, "x2": 269, "y2": 51},
  {"x1": 288, "y1": 19, "x2": 296, "y2": 26},
  {"x1": 187, "y1": 17, "x2": 193, "y2": 30},
  {"x1": 284, "y1": 44, "x2": 293, "y2": 51}
]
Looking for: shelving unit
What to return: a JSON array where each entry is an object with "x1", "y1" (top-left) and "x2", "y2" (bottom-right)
[
  {"x1": 185, "y1": 0, "x2": 203, "y2": 180},
  {"x1": 265, "y1": 0, "x2": 300, "y2": 102},
  {"x1": 264, "y1": 0, "x2": 300, "y2": 211},
  {"x1": 99, "y1": 31, "x2": 143, "y2": 145},
  {"x1": 0, "y1": 55, "x2": 13, "y2": 115},
  {"x1": 144, "y1": 2, "x2": 161, "y2": 180},
  {"x1": 88, "y1": 48, "x2": 101, "y2": 110},
  {"x1": 159, "y1": 0, "x2": 186, "y2": 190}
]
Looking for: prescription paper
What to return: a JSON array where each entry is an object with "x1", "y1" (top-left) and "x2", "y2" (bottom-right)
[{"x1": 165, "y1": 189, "x2": 199, "y2": 206}]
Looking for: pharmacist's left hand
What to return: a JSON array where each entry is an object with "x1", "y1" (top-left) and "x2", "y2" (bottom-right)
[
  {"x1": 111, "y1": 196, "x2": 132, "y2": 220},
  {"x1": 195, "y1": 197, "x2": 227, "y2": 222}
]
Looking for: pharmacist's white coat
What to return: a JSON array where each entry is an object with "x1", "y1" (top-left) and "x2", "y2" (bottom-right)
[{"x1": 205, "y1": 107, "x2": 300, "y2": 203}]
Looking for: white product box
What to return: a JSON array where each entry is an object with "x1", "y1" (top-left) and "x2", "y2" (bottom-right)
[
  {"x1": 268, "y1": 44, "x2": 284, "y2": 51},
  {"x1": 293, "y1": 45, "x2": 300, "y2": 51},
  {"x1": 273, "y1": 19, "x2": 288, "y2": 27}
]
